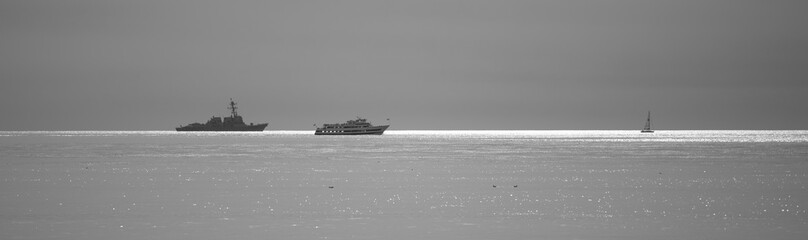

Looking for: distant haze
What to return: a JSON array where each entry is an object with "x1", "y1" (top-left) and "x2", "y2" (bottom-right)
[{"x1": 2, "y1": 0, "x2": 807, "y2": 130}]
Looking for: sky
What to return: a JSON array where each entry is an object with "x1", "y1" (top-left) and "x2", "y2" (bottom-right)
[{"x1": 2, "y1": 0, "x2": 807, "y2": 130}]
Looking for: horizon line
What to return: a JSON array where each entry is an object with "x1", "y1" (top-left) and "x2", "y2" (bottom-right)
[{"x1": 2, "y1": 129, "x2": 807, "y2": 132}]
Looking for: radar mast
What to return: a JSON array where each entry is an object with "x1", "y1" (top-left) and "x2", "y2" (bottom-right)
[{"x1": 228, "y1": 98, "x2": 239, "y2": 118}]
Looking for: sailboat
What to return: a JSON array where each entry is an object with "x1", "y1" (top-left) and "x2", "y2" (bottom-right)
[{"x1": 641, "y1": 111, "x2": 654, "y2": 133}]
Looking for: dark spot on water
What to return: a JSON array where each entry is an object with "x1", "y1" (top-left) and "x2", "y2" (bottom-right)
[
  {"x1": 514, "y1": 185, "x2": 518, "y2": 188},
  {"x1": 493, "y1": 185, "x2": 497, "y2": 188},
  {"x1": 328, "y1": 186, "x2": 334, "y2": 189}
]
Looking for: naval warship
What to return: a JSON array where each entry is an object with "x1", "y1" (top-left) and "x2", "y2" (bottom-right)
[
  {"x1": 315, "y1": 117, "x2": 389, "y2": 135},
  {"x1": 176, "y1": 99, "x2": 268, "y2": 131}
]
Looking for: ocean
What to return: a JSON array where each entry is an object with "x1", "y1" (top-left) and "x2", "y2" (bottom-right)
[{"x1": 1, "y1": 130, "x2": 807, "y2": 240}]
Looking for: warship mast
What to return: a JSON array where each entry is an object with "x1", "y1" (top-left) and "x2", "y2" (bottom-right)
[{"x1": 228, "y1": 98, "x2": 239, "y2": 118}]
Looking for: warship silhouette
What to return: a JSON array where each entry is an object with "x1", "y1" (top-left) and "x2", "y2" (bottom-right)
[{"x1": 176, "y1": 99, "x2": 268, "y2": 131}]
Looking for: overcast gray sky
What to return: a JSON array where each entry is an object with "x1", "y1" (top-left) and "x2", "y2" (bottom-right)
[{"x1": 2, "y1": 0, "x2": 807, "y2": 130}]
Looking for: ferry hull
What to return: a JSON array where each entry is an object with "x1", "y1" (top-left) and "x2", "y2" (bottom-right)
[{"x1": 315, "y1": 125, "x2": 389, "y2": 135}]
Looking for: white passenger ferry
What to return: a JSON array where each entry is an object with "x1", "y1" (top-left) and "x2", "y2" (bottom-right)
[{"x1": 315, "y1": 117, "x2": 389, "y2": 135}]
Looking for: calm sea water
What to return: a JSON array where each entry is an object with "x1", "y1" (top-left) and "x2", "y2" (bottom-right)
[{"x1": 1, "y1": 130, "x2": 807, "y2": 240}]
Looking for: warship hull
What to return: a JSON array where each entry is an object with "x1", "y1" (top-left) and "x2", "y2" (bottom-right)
[{"x1": 176, "y1": 123, "x2": 268, "y2": 132}]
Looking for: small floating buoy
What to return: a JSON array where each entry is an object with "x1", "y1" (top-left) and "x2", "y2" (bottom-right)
[{"x1": 513, "y1": 185, "x2": 518, "y2": 188}]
